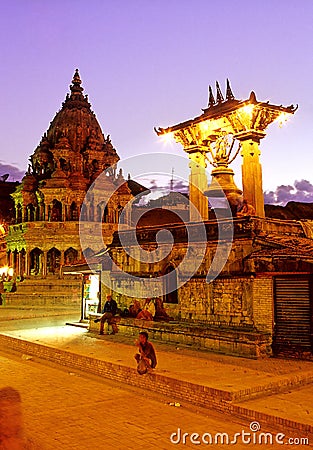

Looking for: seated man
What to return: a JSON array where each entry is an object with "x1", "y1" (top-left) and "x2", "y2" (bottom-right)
[
  {"x1": 94, "y1": 294, "x2": 118, "y2": 335},
  {"x1": 129, "y1": 299, "x2": 142, "y2": 318},
  {"x1": 134, "y1": 331, "x2": 157, "y2": 373},
  {"x1": 136, "y1": 298, "x2": 155, "y2": 321},
  {"x1": 237, "y1": 199, "x2": 256, "y2": 217},
  {"x1": 154, "y1": 297, "x2": 170, "y2": 322}
]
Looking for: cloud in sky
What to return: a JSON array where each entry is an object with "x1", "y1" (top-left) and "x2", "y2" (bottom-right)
[
  {"x1": 169, "y1": 179, "x2": 189, "y2": 193},
  {"x1": 2, "y1": 161, "x2": 311, "y2": 208},
  {"x1": 136, "y1": 177, "x2": 189, "y2": 205},
  {"x1": 0, "y1": 162, "x2": 24, "y2": 181},
  {"x1": 264, "y1": 179, "x2": 313, "y2": 205}
]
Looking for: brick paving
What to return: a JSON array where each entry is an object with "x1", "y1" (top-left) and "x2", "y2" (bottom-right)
[
  {"x1": 0, "y1": 307, "x2": 313, "y2": 447},
  {"x1": 0, "y1": 350, "x2": 280, "y2": 450}
]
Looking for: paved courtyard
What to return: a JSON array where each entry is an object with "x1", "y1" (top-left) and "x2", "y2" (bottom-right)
[
  {"x1": 0, "y1": 349, "x2": 287, "y2": 450},
  {"x1": 0, "y1": 308, "x2": 312, "y2": 449}
]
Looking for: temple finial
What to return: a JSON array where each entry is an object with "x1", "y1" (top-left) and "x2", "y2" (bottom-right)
[
  {"x1": 226, "y1": 79, "x2": 235, "y2": 101},
  {"x1": 216, "y1": 81, "x2": 224, "y2": 103},
  {"x1": 208, "y1": 85, "x2": 215, "y2": 107},
  {"x1": 249, "y1": 91, "x2": 257, "y2": 103},
  {"x1": 72, "y1": 69, "x2": 81, "y2": 85},
  {"x1": 70, "y1": 68, "x2": 83, "y2": 94}
]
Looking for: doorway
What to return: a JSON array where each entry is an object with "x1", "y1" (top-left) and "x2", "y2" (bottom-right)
[{"x1": 273, "y1": 275, "x2": 312, "y2": 356}]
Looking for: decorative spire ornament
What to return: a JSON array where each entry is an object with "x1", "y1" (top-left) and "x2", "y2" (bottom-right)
[
  {"x1": 208, "y1": 85, "x2": 215, "y2": 107},
  {"x1": 216, "y1": 81, "x2": 224, "y2": 103},
  {"x1": 226, "y1": 78, "x2": 235, "y2": 101}
]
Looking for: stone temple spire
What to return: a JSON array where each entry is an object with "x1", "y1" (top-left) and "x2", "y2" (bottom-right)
[
  {"x1": 70, "y1": 69, "x2": 84, "y2": 95},
  {"x1": 30, "y1": 69, "x2": 119, "y2": 175}
]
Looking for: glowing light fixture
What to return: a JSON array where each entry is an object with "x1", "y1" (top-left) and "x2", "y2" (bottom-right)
[
  {"x1": 0, "y1": 266, "x2": 8, "y2": 276},
  {"x1": 239, "y1": 104, "x2": 255, "y2": 117},
  {"x1": 199, "y1": 120, "x2": 211, "y2": 134},
  {"x1": 275, "y1": 111, "x2": 291, "y2": 128},
  {"x1": 160, "y1": 131, "x2": 175, "y2": 145}
]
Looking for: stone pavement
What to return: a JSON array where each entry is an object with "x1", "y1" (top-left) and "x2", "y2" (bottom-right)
[
  {"x1": 1, "y1": 350, "x2": 296, "y2": 450},
  {"x1": 0, "y1": 306, "x2": 313, "y2": 441}
]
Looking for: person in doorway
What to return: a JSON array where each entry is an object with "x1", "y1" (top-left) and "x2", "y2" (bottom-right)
[
  {"x1": 134, "y1": 331, "x2": 157, "y2": 374},
  {"x1": 94, "y1": 294, "x2": 118, "y2": 335}
]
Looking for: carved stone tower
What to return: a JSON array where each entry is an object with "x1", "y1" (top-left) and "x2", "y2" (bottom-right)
[{"x1": 6, "y1": 70, "x2": 134, "y2": 278}]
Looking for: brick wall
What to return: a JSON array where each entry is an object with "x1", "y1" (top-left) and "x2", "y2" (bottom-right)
[
  {"x1": 179, "y1": 276, "x2": 254, "y2": 327},
  {"x1": 252, "y1": 275, "x2": 273, "y2": 334}
]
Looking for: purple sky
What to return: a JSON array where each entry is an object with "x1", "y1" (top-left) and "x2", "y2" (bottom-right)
[{"x1": 0, "y1": 0, "x2": 313, "y2": 203}]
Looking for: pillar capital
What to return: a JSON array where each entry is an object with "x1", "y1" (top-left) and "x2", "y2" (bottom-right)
[
  {"x1": 234, "y1": 130, "x2": 266, "y2": 144},
  {"x1": 188, "y1": 148, "x2": 208, "y2": 169},
  {"x1": 240, "y1": 139, "x2": 261, "y2": 158}
]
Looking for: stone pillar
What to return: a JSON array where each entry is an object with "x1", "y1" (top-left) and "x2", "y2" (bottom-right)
[
  {"x1": 42, "y1": 203, "x2": 47, "y2": 221},
  {"x1": 20, "y1": 251, "x2": 25, "y2": 277},
  {"x1": 188, "y1": 149, "x2": 209, "y2": 221},
  {"x1": 12, "y1": 251, "x2": 17, "y2": 273},
  {"x1": 42, "y1": 251, "x2": 47, "y2": 277},
  {"x1": 62, "y1": 204, "x2": 66, "y2": 222},
  {"x1": 60, "y1": 250, "x2": 65, "y2": 266},
  {"x1": 6, "y1": 251, "x2": 10, "y2": 267},
  {"x1": 25, "y1": 251, "x2": 30, "y2": 277},
  {"x1": 60, "y1": 250, "x2": 65, "y2": 278},
  {"x1": 17, "y1": 252, "x2": 21, "y2": 277},
  {"x1": 239, "y1": 137, "x2": 265, "y2": 218}
]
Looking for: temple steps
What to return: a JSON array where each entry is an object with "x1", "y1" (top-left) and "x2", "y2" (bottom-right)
[{"x1": 2, "y1": 276, "x2": 82, "y2": 307}]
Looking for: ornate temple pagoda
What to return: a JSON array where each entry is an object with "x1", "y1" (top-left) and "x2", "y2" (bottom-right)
[{"x1": 5, "y1": 70, "x2": 143, "y2": 278}]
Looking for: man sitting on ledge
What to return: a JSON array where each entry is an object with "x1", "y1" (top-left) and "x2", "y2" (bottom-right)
[
  {"x1": 94, "y1": 294, "x2": 118, "y2": 335},
  {"x1": 135, "y1": 331, "x2": 157, "y2": 373}
]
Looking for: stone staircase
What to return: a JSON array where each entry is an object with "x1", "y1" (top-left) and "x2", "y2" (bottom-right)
[{"x1": 2, "y1": 276, "x2": 82, "y2": 307}]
